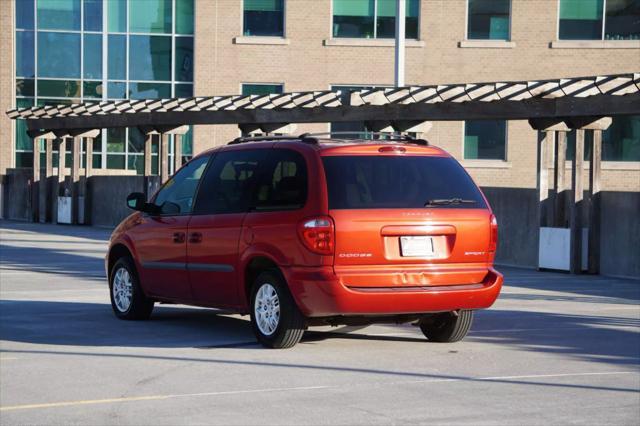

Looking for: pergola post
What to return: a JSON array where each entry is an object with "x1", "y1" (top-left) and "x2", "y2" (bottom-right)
[
  {"x1": 45, "y1": 138, "x2": 53, "y2": 222},
  {"x1": 174, "y1": 134, "x2": 183, "y2": 173},
  {"x1": 56, "y1": 137, "x2": 67, "y2": 224},
  {"x1": 589, "y1": 129, "x2": 603, "y2": 274},
  {"x1": 83, "y1": 137, "x2": 93, "y2": 225},
  {"x1": 31, "y1": 137, "x2": 40, "y2": 223},
  {"x1": 554, "y1": 130, "x2": 568, "y2": 227},
  {"x1": 70, "y1": 136, "x2": 81, "y2": 224},
  {"x1": 536, "y1": 130, "x2": 552, "y2": 228},
  {"x1": 160, "y1": 133, "x2": 169, "y2": 183},
  {"x1": 569, "y1": 129, "x2": 585, "y2": 274}
]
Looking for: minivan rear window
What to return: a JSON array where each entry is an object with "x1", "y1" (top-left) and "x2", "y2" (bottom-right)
[{"x1": 322, "y1": 156, "x2": 486, "y2": 209}]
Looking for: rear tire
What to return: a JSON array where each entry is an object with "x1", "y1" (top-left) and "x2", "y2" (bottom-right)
[
  {"x1": 250, "y1": 270, "x2": 305, "y2": 349},
  {"x1": 419, "y1": 310, "x2": 474, "y2": 343},
  {"x1": 109, "y1": 257, "x2": 154, "y2": 320}
]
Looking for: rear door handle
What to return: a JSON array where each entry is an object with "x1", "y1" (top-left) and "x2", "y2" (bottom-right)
[
  {"x1": 173, "y1": 232, "x2": 186, "y2": 243},
  {"x1": 189, "y1": 232, "x2": 203, "y2": 243}
]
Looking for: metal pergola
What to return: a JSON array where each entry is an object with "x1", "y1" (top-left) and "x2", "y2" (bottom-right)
[{"x1": 6, "y1": 72, "x2": 640, "y2": 274}]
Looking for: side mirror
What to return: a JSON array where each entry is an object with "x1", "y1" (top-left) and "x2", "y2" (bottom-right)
[{"x1": 126, "y1": 192, "x2": 147, "y2": 212}]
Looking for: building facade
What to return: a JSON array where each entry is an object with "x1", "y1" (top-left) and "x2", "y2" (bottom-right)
[{"x1": 1, "y1": 0, "x2": 639, "y2": 191}]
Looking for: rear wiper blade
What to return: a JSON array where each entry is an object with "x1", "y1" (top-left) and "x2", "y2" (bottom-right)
[{"x1": 424, "y1": 198, "x2": 477, "y2": 206}]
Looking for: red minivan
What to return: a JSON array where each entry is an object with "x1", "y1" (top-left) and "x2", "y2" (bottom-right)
[{"x1": 107, "y1": 134, "x2": 503, "y2": 348}]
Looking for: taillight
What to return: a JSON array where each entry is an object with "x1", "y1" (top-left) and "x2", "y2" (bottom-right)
[
  {"x1": 489, "y1": 214, "x2": 498, "y2": 252},
  {"x1": 298, "y1": 216, "x2": 335, "y2": 255}
]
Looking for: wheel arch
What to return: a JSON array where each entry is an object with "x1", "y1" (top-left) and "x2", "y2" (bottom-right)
[{"x1": 243, "y1": 256, "x2": 282, "y2": 308}]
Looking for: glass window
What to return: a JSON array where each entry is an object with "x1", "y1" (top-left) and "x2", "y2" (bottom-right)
[
  {"x1": 15, "y1": 98, "x2": 35, "y2": 153},
  {"x1": 83, "y1": 0, "x2": 102, "y2": 32},
  {"x1": 129, "y1": 82, "x2": 171, "y2": 99},
  {"x1": 154, "y1": 155, "x2": 210, "y2": 215},
  {"x1": 107, "y1": 128, "x2": 126, "y2": 153},
  {"x1": 176, "y1": 0, "x2": 195, "y2": 34},
  {"x1": 108, "y1": 35, "x2": 126, "y2": 80},
  {"x1": 37, "y1": 0, "x2": 81, "y2": 31},
  {"x1": 108, "y1": 0, "x2": 126, "y2": 32},
  {"x1": 38, "y1": 32, "x2": 81, "y2": 78},
  {"x1": 175, "y1": 83, "x2": 193, "y2": 98},
  {"x1": 16, "y1": 31, "x2": 35, "y2": 78},
  {"x1": 376, "y1": 0, "x2": 420, "y2": 39},
  {"x1": 194, "y1": 150, "x2": 266, "y2": 215},
  {"x1": 37, "y1": 79, "x2": 81, "y2": 98},
  {"x1": 244, "y1": 0, "x2": 284, "y2": 36},
  {"x1": 254, "y1": 150, "x2": 308, "y2": 211},
  {"x1": 467, "y1": 0, "x2": 510, "y2": 40},
  {"x1": 333, "y1": 0, "x2": 418, "y2": 39},
  {"x1": 559, "y1": 0, "x2": 604, "y2": 40},
  {"x1": 83, "y1": 81, "x2": 103, "y2": 99},
  {"x1": 605, "y1": 0, "x2": 640, "y2": 40},
  {"x1": 333, "y1": 0, "x2": 374, "y2": 38},
  {"x1": 323, "y1": 156, "x2": 486, "y2": 209},
  {"x1": 129, "y1": 0, "x2": 172, "y2": 34},
  {"x1": 107, "y1": 154, "x2": 125, "y2": 169},
  {"x1": 16, "y1": 0, "x2": 35, "y2": 29},
  {"x1": 175, "y1": 37, "x2": 194, "y2": 82},
  {"x1": 107, "y1": 81, "x2": 126, "y2": 99},
  {"x1": 16, "y1": 79, "x2": 35, "y2": 97},
  {"x1": 129, "y1": 35, "x2": 171, "y2": 81},
  {"x1": 603, "y1": 115, "x2": 640, "y2": 161},
  {"x1": 242, "y1": 83, "x2": 284, "y2": 95},
  {"x1": 464, "y1": 120, "x2": 507, "y2": 160},
  {"x1": 565, "y1": 130, "x2": 593, "y2": 160},
  {"x1": 84, "y1": 33, "x2": 102, "y2": 79}
]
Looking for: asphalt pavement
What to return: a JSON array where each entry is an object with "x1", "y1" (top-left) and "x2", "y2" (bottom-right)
[{"x1": 1, "y1": 220, "x2": 639, "y2": 425}]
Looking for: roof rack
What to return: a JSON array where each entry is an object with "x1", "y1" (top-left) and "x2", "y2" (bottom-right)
[
  {"x1": 303, "y1": 131, "x2": 429, "y2": 146},
  {"x1": 228, "y1": 131, "x2": 428, "y2": 146}
]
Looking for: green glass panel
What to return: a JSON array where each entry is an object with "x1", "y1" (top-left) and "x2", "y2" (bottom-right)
[
  {"x1": 16, "y1": 152, "x2": 34, "y2": 168},
  {"x1": 128, "y1": 127, "x2": 145, "y2": 154},
  {"x1": 129, "y1": 0, "x2": 172, "y2": 33},
  {"x1": 603, "y1": 115, "x2": 640, "y2": 161},
  {"x1": 107, "y1": 128, "x2": 125, "y2": 153},
  {"x1": 560, "y1": 0, "x2": 603, "y2": 19},
  {"x1": 38, "y1": 32, "x2": 81, "y2": 78},
  {"x1": 182, "y1": 127, "x2": 193, "y2": 156},
  {"x1": 38, "y1": 79, "x2": 81, "y2": 98},
  {"x1": 84, "y1": 33, "x2": 102, "y2": 79},
  {"x1": 83, "y1": 81, "x2": 103, "y2": 99},
  {"x1": 127, "y1": 154, "x2": 144, "y2": 174},
  {"x1": 108, "y1": 0, "x2": 126, "y2": 32},
  {"x1": 107, "y1": 154, "x2": 126, "y2": 169},
  {"x1": 468, "y1": 0, "x2": 510, "y2": 40},
  {"x1": 37, "y1": 0, "x2": 81, "y2": 30},
  {"x1": 333, "y1": 0, "x2": 373, "y2": 16},
  {"x1": 245, "y1": 0, "x2": 282, "y2": 11},
  {"x1": 175, "y1": 37, "x2": 194, "y2": 82},
  {"x1": 15, "y1": 98, "x2": 35, "y2": 151},
  {"x1": 464, "y1": 120, "x2": 507, "y2": 160},
  {"x1": 176, "y1": 0, "x2": 194, "y2": 34},
  {"x1": 151, "y1": 154, "x2": 159, "y2": 175},
  {"x1": 107, "y1": 81, "x2": 126, "y2": 99},
  {"x1": 16, "y1": 31, "x2": 35, "y2": 78},
  {"x1": 16, "y1": 0, "x2": 35, "y2": 29},
  {"x1": 16, "y1": 79, "x2": 35, "y2": 97},
  {"x1": 175, "y1": 83, "x2": 193, "y2": 97},
  {"x1": 242, "y1": 84, "x2": 283, "y2": 95},
  {"x1": 129, "y1": 35, "x2": 171, "y2": 81},
  {"x1": 108, "y1": 35, "x2": 126, "y2": 80},
  {"x1": 83, "y1": 0, "x2": 102, "y2": 31},
  {"x1": 605, "y1": 0, "x2": 640, "y2": 40},
  {"x1": 129, "y1": 82, "x2": 172, "y2": 99},
  {"x1": 407, "y1": 0, "x2": 419, "y2": 18},
  {"x1": 379, "y1": 0, "x2": 419, "y2": 17}
]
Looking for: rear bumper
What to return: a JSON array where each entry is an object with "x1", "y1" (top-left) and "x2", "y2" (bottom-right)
[{"x1": 285, "y1": 266, "x2": 503, "y2": 317}]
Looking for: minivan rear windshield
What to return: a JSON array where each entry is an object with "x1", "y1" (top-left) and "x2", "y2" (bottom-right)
[{"x1": 322, "y1": 156, "x2": 487, "y2": 209}]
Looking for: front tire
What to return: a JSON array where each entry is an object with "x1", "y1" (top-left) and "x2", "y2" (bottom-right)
[
  {"x1": 109, "y1": 257, "x2": 154, "y2": 320},
  {"x1": 250, "y1": 270, "x2": 305, "y2": 349},
  {"x1": 419, "y1": 310, "x2": 474, "y2": 343}
]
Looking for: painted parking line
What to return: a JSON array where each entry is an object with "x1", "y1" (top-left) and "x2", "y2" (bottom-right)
[{"x1": 1, "y1": 371, "x2": 636, "y2": 413}]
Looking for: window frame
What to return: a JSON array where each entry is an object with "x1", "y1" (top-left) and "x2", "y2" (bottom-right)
[
  {"x1": 462, "y1": 120, "x2": 509, "y2": 162},
  {"x1": 330, "y1": 0, "x2": 421, "y2": 40},
  {"x1": 241, "y1": 0, "x2": 287, "y2": 38},
  {"x1": 464, "y1": 0, "x2": 512, "y2": 41},
  {"x1": 556, "y1": 0, "x2": 639, "y2": 41}
]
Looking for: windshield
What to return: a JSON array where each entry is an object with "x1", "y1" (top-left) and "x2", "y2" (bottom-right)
[{"x1": 322, "y1": 156, "x2": 486, "y2": 210}]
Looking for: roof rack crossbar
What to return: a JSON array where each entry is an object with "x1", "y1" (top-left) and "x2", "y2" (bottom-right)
[{"x1": 228, "y1": 133, "x2": 317, "y2": 145}]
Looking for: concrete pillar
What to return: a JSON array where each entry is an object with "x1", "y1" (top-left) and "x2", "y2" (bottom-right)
[
  {"x1": 144, "y1": 134, "x2": 153, "y2": 177},
  {"x1": 536, "y1": 131, "x2": 552, "y2": 228},
  {"x1": 31, "y1": 137, "x2": 40, "y2": 222},
  {"x1": 85, "y1": 137, "x2": 93, "y2": 178},
  {"x1": 45, "y1": 139, "x2": 53, "y2": 222},
  {"x1": 174, "y1": 134, "x2": 183, "y2": 173},
  {"x1": 554, "y1": 130, "x2": 568, "y2": 227},
  {"x1": 71, "y1": 136, "x2": 81, "y2": 224},
  {"x1": 569, "y1": 129, "x2": 585, "y2": 274},
  {"x1": 83, "y1": 137, "x2": 94, "y2": 225},
  {"x1": 588, "y1": 129, "x2": 603, "y2": 274},
  {"x1": 160, "y1": 133, "x2": 169, "y2": 183}
]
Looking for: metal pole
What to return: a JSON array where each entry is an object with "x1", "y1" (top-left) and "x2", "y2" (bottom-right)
[{"x1": 394, "y1": 0, "x2": 406, "y2": 87}]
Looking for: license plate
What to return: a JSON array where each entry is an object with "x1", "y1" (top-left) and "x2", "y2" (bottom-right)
[{"x1": 400, "y1": 236, "x2": 434, "y2": 257}]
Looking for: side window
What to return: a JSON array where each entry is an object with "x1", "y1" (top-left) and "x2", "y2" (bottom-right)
[
  {"x1": 153, "y1": 155, "x2": 210, "y2": 215},
  {"x1": 254, "y1": 149, "x2": 308, "y2": 211},
  {"x1": 193, "y1": 150, "x2": 266, "y2": 215}
]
